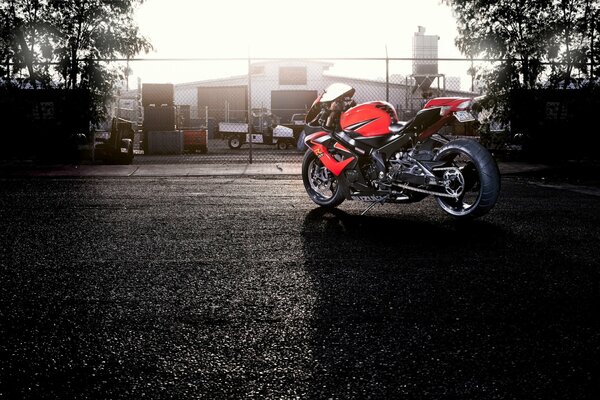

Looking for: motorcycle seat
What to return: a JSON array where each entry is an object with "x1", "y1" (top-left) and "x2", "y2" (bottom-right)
[{"x1": 389, "y1": 121, "x2": 406, "y2": 134}]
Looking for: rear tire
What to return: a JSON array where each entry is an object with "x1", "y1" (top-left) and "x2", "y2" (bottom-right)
[
  {"x1": 302, "y1": 150, "x2": 347, "y2": 208},
  {"x1": 433, "y1": 138, "x2": 500, "y2": 219}
]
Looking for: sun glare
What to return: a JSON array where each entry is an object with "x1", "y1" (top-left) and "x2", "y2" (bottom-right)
[{"x1": 131, "y1": 0, "x2": 465, "y2": 86}]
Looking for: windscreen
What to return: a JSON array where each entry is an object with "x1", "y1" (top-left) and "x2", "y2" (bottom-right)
[{"x1": 320, "y1": 83, "x2": 355, "y2": 102}]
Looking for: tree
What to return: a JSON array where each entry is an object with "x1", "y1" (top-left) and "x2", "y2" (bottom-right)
[
  {"x1": 444, "y1": 0, "x2": 555, "y2": 122},
  {"x1": 0, "y1": 0, "x2": 48, "y2": 81},
  {"x1": 0, "y1": 0, "x2": 151, "y2": 124},
  {"x1": 444, "y1": 0, "x2": 599, "y2": 122},
  {"x1": 548, "y1": 0, "x2": 600, "y2": 87}
]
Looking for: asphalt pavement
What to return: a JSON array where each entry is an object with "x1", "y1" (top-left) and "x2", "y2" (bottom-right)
[
  {"x1": 0, "y1": 160, "x2": 576, "y2": 177},
  {"x1": 0, "y1": 171, "x2": 599, "y2": 399}
]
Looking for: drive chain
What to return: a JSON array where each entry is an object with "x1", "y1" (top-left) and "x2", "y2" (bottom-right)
[{"x1": 392, "y1": 182, "x2": 461, "y2": 199}]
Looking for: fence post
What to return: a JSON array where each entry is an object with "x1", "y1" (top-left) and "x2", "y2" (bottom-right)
[
  {"x1": 205, "y1": 106, "x2": 209, "y2": 137},
  {"x1": 385, "y1": 46, "x2": 390, "y2": 102},
  {"x1": 247, "y1": 55, "x2": 253, "y2": 164}
]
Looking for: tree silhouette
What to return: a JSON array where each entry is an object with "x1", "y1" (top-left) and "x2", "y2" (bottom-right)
[
  {"x1": 445, "y1": 0, "x2": 599, "y2": 122},
  {"x1": 0, "y1": 0, "x2": 151, "y2": 124}
]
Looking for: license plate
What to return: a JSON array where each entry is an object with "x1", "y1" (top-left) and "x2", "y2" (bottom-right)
[{"x1": 454, "y1": 111, "x2": 475, "y2": 123}]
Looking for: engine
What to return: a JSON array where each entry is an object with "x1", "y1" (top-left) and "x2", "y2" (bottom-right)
[{"x1": 387, "y1": 151, "x2": 431, "y2": 187}]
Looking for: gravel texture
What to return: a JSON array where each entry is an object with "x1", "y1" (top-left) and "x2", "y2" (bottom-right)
[{"x1": 0, "y1": 176, "x2": 598, "y2": 399}]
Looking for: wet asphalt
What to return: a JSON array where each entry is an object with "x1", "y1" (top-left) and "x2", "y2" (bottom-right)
[{"x1": 0, "y1": 175, "x2": 598, "y2": 399}]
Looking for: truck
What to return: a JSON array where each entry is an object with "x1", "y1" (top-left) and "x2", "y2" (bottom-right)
[
  {"x1": 290, "y1": 113, "x2": 307, "y2": 125},
  {"x1": 218, "y1": 109, "x2": 304, "y2": 150},
  {"x1": 219, "y1": 122, "x2": 298, "y2": 150},
  {"x1": 94, "y1": 117, "x2": 135, "y2": 164}
]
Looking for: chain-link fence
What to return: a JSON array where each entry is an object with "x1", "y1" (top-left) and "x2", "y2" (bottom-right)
[{"x1": 110, "y1": 57, "x2": 482, "y2": 164}]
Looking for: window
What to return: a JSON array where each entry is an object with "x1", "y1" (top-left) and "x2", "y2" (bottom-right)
[
  {"x1": 279, "y1": 66, "x2": 307, "y2": 85},
  {"x1": 250, "y1": 65, "x2": 265, "y2": 75}
]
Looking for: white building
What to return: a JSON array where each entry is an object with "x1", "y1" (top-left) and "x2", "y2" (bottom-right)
[
  {"x1": 114, "y1": 59, "x2": 478, "y2": 133},
  {"x1": 170, "y1": 60, "x2": 476, "y2": 126}
]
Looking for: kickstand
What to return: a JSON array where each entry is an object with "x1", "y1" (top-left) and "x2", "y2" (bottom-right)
[{"x1": 360, "y1": 196, "x2": 388, "y2": 216}]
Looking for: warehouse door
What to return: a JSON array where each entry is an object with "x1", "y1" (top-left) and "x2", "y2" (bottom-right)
[
  {"x1": 271, "y1": 90, "x2": 317, "y2": 124},
  {"x1": 198, "y1": 86, "x2": 248, "y2": 123}
]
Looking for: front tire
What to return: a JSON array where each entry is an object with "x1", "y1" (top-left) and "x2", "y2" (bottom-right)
[
  {"x1": 433, "y1": 138, "x2": 500, "y2": 219},
  {"x1": 302, "y1": 150, "x2": 347, "y2": 208}
]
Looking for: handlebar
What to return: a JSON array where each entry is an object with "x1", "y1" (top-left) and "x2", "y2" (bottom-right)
[{"x1": 308, "y1": 96, "x2": 356, "y2": 131}]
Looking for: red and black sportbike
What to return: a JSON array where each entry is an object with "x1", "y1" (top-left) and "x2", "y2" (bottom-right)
[{"x1": 302, "y1": 83, "x2": 500, "y2": 218}]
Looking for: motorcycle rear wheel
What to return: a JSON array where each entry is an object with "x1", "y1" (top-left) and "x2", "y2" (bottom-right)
[
  {"x1": 433, "y1": 138, "x2": 500, "y2": 219},
  {"x1": 302, "y1": 150, "x2": 347, "y2": 208}
]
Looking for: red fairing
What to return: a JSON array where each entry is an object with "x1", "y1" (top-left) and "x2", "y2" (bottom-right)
[
  {"x1": 314, "y1": 146, "x2": 355, "y2": 176},
  {"x1": 305, "y1": 131, "x2": 355, "y2": 176},
  {"x1": 340, "y1": 101, "x2": 398, "y2": 137},
  {"x1": 333, "y1": 142, "x2": 351, "y2": 153},
  {"x1": 305, "y1": 131, "x2": 328, "y2": 143},
  {"x1": 424, "y1": 97, "x2": 471, "y2": 111}
]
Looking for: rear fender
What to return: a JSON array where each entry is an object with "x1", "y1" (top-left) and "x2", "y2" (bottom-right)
[{"x1": 305, "y1": 131, "x2": 356, "y2": 176}]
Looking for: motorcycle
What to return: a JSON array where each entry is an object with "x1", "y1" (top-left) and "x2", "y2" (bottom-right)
[{"x1": 302, "y1": 83, "x2": 500, "y2": 219}]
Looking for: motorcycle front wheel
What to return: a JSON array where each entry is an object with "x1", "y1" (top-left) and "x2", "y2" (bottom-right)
[
  {"x1": 433, "y1": 138, "x2": 500, "y2": 219},
  {"x1": 302, "y1": 150, "x2": 347, "y2": 208}
]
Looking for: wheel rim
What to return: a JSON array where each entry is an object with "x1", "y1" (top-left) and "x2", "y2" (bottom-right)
[
  {"x1": 436, "y1": 151, "x2": 482, "y2": 216},
  {"x1": 230, "y1": 138, "x2": 240, "y2": 148},
  {"x1": 307, "y1": 157, "x2": 338, "y2": 202}
]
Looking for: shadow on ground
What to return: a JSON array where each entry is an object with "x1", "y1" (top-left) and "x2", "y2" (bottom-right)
[{"x1": 300, "y1": 207, "x2": 598, "y2": 399}]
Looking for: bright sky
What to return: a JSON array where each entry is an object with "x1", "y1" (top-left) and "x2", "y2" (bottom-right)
[{"x1": 130, "y1": 0, "x2": 469, "y2": 87}]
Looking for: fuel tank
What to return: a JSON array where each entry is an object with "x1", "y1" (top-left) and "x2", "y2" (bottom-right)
[{"x1": 340, "y1": 101, "x2": 398, "y2": 137}]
